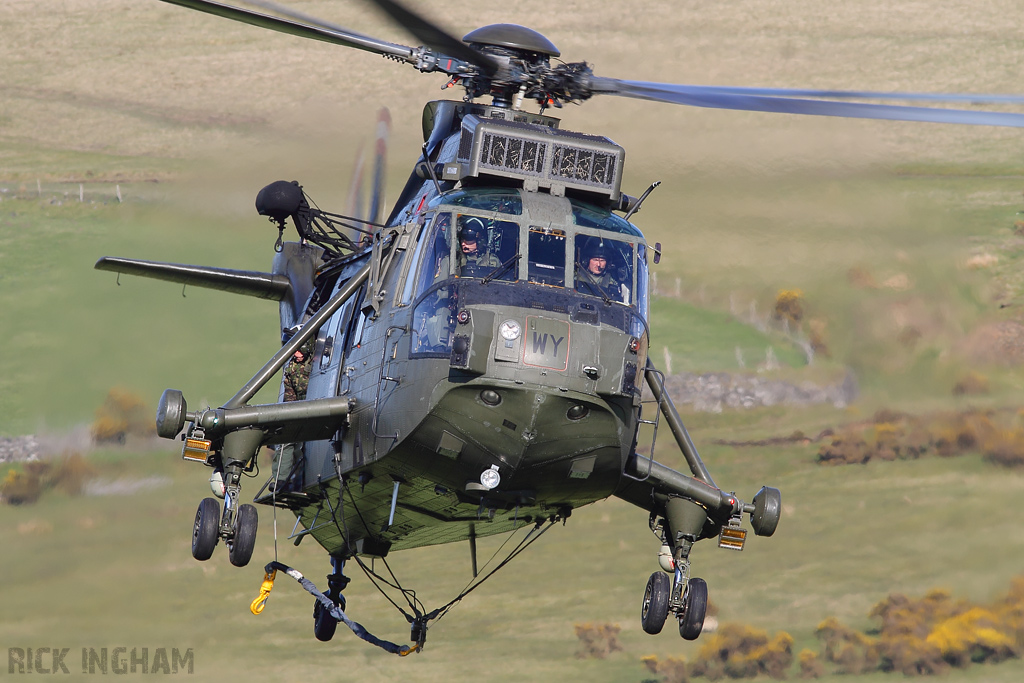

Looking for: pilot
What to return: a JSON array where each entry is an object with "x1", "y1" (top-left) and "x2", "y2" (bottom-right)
[
  {"x1": 456, "y1": 216, "x2": 501, "y2": 277},
  {"x1": 271, "y1": 328, "x2": 313, "y2": 493},
  {"x1": 577, "y1": 244, "x2": 626, "y2": 302}
]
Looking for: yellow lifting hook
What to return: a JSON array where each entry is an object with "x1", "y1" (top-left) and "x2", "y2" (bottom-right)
[{"x1": 250, "y1": 569, "x2": 277, "y2": 615}]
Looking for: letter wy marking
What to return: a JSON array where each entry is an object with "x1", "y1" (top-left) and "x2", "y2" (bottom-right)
[
  {"x1": 550, "y1": 336, "x2": 565, "y2": 357},
  {"x1": 531, "y1": 332, "x2": 548, "y2": 355}
]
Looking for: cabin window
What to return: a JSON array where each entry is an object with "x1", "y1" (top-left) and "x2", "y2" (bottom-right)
[
  {"x1": 573, "y1": 235, "x2": 634, "y2": 305},
  {"x1": 527, "y1": 227, "x2": 566, "y2": 287},
  {"x1": 453, "y1": 214, "x2": 519, "y2": 280}
]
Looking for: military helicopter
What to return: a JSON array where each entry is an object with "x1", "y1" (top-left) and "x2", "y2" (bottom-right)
[{"x1": 94, "y1": 0, "x2": 1024, "y2": 655}]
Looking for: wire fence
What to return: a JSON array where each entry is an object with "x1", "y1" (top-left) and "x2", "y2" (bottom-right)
[{"x1": 0, "y1": 180, "x2": 144, "y2": 205}]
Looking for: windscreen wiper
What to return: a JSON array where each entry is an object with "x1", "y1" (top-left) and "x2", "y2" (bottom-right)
[
  {"x1": 575, "y1": 262, "x2": 613, "y2": 305},
  {"x1": 481, "y1": 253, "x2": 521, "y2": 285}
]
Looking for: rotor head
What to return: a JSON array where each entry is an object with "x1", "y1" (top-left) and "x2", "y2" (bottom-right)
[{"x1": 463, "y1": 24, "x2": 560, "y2": 60}]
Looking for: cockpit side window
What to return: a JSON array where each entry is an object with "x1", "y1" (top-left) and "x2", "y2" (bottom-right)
[
  {"x1": 412, "y1": 213, "x2": 452, "y2": 300},
  {"x1": 396, "y1": 214, "x2": 430, "y2": 306},
  {"x1": 527, "y1": 227, "x2": 566, "y2": 287},
  {"x1": 454, "y1": 214, "x2": 520, "y2": 280},
  {"x1": 636, "y1": 243, "x2": 650, "y2": 319},
  {"x1": 574, "y1": 235, "x2": 634, "y2": 305}
]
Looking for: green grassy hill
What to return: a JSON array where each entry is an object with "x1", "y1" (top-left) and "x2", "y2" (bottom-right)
[{"x1": 3, "y1": 1, "x2": 1024, "y2": 681}]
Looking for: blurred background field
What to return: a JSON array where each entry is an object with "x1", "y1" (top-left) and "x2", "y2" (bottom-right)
[{"x1": 3, "y1": 0, "x2": 1024, "y2": 681}]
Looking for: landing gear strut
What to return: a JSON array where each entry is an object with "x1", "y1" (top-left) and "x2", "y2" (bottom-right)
[
  {"x1": 314, "y1": 557, "x2": 349, "y2": 642},
  {"x1": 190, "y1": 429, "x2": 263, "y2": 567},
  {"x1": 640, "y1": 496, "x2": 709, "y2": 640}
]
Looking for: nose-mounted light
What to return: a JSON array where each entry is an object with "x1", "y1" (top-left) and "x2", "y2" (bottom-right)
[
  {"x1": 479, "y1": 465, "x2": 501, "y2": 490},
  {"x1": 499, "y1": 320, "x2": 521, "y2": 341},
  {"x1": 479, "y1": 389, "x2": 502, "y2": 406},
  {"x1": 457, "y1": 309, "x2": 471, "y2": 324},
  {"x1": 628, "y1": 337, "x2": 640, "y2": 354}
]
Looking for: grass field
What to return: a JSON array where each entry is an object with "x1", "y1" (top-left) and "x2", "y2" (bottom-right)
[{"x1": 3, "y1": 1, "x2": 1024, "y2": 681}]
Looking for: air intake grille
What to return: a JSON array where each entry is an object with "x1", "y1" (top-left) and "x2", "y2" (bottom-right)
[
  {"x1": 455, "y1": 115, "x2": 624, "y2": 200},
  {"x1": 480, "y1": 134, "x2": 548, "y2": 176},
  {"x1": 551, "y1": 145, "x2": 616, "y2": 187}
]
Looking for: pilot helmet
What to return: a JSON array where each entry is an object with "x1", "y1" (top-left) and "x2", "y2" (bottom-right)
[
  {"x1": 584, "y1": 243, "x2": 611, "y2": 261},
  {"x1": 458, "y1": 216, "x2": 486, "y2": 243}
]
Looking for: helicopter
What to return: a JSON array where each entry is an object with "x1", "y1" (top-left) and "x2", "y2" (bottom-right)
[{"x1": 93, "y1": 0, "x2": 1024, "y2": 655}]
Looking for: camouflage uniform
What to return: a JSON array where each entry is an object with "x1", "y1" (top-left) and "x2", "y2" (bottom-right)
[
  {"x1": 456, "y1": 249, "x2": 501, "y2": 278},
  {"x1": 282, "y1": 349, "x2": 312, "y2": 402},
  {"x1": 273, "y1": 342, "x2": 313, "y2": 488},
  {"x1": 577, "y1": 269, "x2": 623, "y2": 301}
]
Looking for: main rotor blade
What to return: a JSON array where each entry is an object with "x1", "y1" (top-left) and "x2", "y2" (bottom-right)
[
  {"x1": 590, "y1": 77, "x2": 1024, "y2": 128},
  {"x1": 158, "y1": 0, "x2": 413, "y2": 60},
  {"x1": 367, "y1": 0, "x2": 499, "y2": 76},
  {"x1": 669, "y1": 84, "x2": 1024, "y2": 105}
]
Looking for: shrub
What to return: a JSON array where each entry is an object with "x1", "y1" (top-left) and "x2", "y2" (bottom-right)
[
  {"x1": 774, "y1": 289, "x2": 805, "y2": 325},
  {"x1": 953, "y1": 372, "x2": 990, "y2": 396},
  {"x1": 691, "y1": 623, "x2": 793, "y2": 680},
  {"x1": 815, "y1": 617, "x2": 878, "y2": 674},
  {"x1": 926, "y1": 607, "x2": 1017, "y2": 666},
  {"x1": 982, "y1": 427, "x2": 1024, "y2": 467},
  {"x1": 869, "y1": 588, "x2": 1015, "y2": 675},
  {"x1": 808, "y1": 318, "x2": 830, "y2": 357},
  {"x1": 797, "y1": 649, "x2": 823, "y2": 679},
  {"x1": 91, "y1": 387, "x2": 153, "y2": 443},
  {"x1": 880, "y1": 634, "x2": 948, "y2": 675},
  {"x1": 847, "y1": 266, "x2": 877, "y2": 289},
  {"x1": 1, "y1": 469, "x2": 42, "y2": 505},
  {"x1": 0, "y1": 452, "x2": 96, "y2": 505},
  {"x1": 642, "y1": 654, "x2": 689, "y2": 683},
  {"x1": 817, "y1": 408, "x2": 1024, "y2": 468},
  {"x1": 47, "y1": 453, "x2": 97, "y2": 496},
  {"x1": 816, "y1": 430, "x2": 870, "y2": 465},
  {"x1": 573, "y1": 622, "x2": 622, "y2": 659}
]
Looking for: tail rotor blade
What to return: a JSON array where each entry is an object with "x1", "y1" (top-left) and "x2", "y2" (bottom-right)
[
  {"x1": 368, "y1": 108, "x2": 392, "y2": 227},
  {"x1": 346, "y1": 142, "x2": 367, "y2": 239}
]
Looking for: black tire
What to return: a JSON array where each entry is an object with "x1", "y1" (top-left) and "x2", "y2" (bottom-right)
[
  {"x1": 679, "y1": 577, "x2": 708, "y2": 640},
  {"x1": 313, "y1": 600, "x2": 338, "y2": 642},
  {"x1": 228, "y1": 504, "x2": 258, "y2": 568},
  {"x1": 191, "y1": 497, "x2": 220, "y2": 561},
  {"x1": 641, "y1": 571, "x2": 671, "y2": 635}
]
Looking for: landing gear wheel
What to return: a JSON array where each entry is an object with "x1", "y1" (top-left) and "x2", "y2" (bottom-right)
[
  {"x1": 228, "y1": 504, "x2": 258, "y2": 567},
  {"x1": 313, "y1": 594, "x2": 344, "y2": 642},
  {"x1": 191, "y1": 497, "x2": 220, "y2": 561},
  {"x1": 678, "y1": 577, "x2": 708, "y2": 641},
  {"x1": 641, "y1": 572, "x2": 671, "y2": 635}
]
